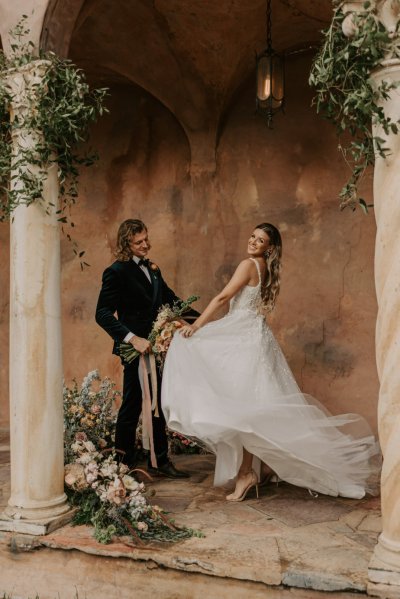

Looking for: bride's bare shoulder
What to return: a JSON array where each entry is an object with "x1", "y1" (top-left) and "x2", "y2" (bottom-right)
[{"x1": 235, "y1": 259, "x2": 255, "y2": 273}]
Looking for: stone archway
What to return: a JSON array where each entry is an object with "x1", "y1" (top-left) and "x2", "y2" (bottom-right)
[
  {"x1": 1, "y1": 8, "x2": 390, "y2": 590},
  {"x1": 40, "y1": 0, "x2": 85, "y2": 56}
]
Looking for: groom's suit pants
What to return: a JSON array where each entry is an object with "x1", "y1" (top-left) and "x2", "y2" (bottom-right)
[{"x1": 115, "y1": 360, "x2": 169, "y2": 467}]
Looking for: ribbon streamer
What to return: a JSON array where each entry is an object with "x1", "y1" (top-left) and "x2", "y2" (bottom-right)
[{"x1": 138, "y1": 354, "x2": 159, "y2": 468}]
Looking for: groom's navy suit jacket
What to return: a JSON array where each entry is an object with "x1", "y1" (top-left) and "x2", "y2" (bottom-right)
[{"x1": 95, "y1": 259, "x2": 197, "y2": 355}]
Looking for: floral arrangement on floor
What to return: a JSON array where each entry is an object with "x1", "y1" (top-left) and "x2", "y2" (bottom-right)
[
  {"x1": 64, "y1": 370, "x2": 117, "y2": 464},
  {"x1": 64, "y1": 371, "x2": 201, "y2": 544},
  {"x1": 118, "y1": 295, "x2": 199, "y2": 368},
  {"x1": 169, "y1": 431, "x2": 207, "y2": 455},
  {"x1": 135, "y1": 421, "x2": 208, "y2": 458}
]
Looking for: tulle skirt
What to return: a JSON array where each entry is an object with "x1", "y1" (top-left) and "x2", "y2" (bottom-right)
[{"x1": 161, "y1": 309, "x2": 381, "y2": 498}]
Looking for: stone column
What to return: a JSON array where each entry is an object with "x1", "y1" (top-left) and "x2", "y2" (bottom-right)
[
  {"x1": 340, "y1": 3, "x2": 400, "y2": 596},
  {"x1": 368, "y1": 57, "x2": 400, "y2": 598},
  {"x1": 0, "y1": 61, "x2": 72, "y2": 534}
]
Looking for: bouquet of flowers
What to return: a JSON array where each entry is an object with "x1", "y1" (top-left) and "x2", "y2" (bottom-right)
[{"x1": 118, "y1": 295, "x2": 199, "y2": 368}]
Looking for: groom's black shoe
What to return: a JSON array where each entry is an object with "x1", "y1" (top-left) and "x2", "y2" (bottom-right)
[{"x1": 147, "y1": 461, "x2": 190, "y2": 479}]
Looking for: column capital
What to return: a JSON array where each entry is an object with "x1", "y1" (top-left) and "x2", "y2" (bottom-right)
[
  {"x1": 342, "y1": 0, "x2": 400, "y2": 39},
  {"x1": 376, "y1": 0, "x2": 400, "y2": 35},
  {"x1": 4, "y1": 59, "x2": 51, "y2": 120}
]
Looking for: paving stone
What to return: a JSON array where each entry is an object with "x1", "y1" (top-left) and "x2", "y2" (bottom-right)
[
  {"x1": 339, "y1": 508, "x2": 370, "y2": 531},
  {"x1": 252, "y1": 484, "x2": 356, "y2": 528},
  {"x1": 358, "y1": 512, "x2": 382, "y2": 533},
  {"x1": 153, "y1": 495, "x2": 194, "y2": 513},
  {"x1": 367, "y1": 581, "x2": 400, "y2": 599},
  {"x1": 282, "y1": 545, "x2": 370, "y2": 592},
  {"x1": 326, "y1": 521, "x2": 354, "y2": 534},
  {"x1": 343, "y1": 531, "x2": 379, "y2": 550}
]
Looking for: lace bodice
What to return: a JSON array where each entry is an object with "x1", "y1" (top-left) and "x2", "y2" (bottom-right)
[{"x1": 229, "y1": 258, "x2": 262, "y2": 314}]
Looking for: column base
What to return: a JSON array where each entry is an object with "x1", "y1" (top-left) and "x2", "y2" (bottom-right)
[
  {"x1": 0, "y1": 502, "x2": 75, "y2": 535},
  {"x1": 368, "y1": 535, "x2": 400, "y2": 598}
]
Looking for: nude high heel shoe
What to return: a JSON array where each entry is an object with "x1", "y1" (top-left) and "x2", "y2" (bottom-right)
[{"x1": 226, "y1": 470, "x2": 259, "y2": 502}]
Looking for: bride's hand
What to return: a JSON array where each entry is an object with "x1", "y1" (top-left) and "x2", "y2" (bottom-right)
[{"x1": 180, "y1": 324, "x2": 198, "y2": 338}]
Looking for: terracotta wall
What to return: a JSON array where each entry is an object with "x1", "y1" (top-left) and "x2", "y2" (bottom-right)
[{"x1": 0, "y1": 52, "x2": 379, "y2": 430}]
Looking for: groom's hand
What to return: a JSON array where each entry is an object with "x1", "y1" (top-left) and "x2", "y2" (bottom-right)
[{"x1": 131, "y1": 336, "x2": 151, "y2": 354}]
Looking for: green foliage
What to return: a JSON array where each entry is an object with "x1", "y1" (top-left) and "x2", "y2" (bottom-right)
[
  {"x1": 309, "y1": 2, "x2": 400, "y2": 211},
  {"x1": 0, "y1": 18, "x2": 107, "y2": 266}
]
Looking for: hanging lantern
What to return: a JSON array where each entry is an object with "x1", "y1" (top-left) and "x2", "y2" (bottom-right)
[{"x1": 256, "y1": 0, "x2": 285, "y2": 127}]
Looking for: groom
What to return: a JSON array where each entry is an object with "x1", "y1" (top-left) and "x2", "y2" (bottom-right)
[{"x1": 95, "y1": 218, "x2": 198, "y2": 478}]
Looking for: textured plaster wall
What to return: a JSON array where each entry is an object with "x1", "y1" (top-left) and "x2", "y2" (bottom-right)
[{"x1": 0, "y1": 53, "x2": 379, "y2": 430}]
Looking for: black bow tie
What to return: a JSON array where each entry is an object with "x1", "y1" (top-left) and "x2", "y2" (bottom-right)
[{"x1": 138, "y1": 258, "x2": 149, "y2": 267}]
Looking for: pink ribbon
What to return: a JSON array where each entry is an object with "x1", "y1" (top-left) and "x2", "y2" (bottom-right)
[{"x1": 139, "y1": 355, "x2": 158, "y2": 468}]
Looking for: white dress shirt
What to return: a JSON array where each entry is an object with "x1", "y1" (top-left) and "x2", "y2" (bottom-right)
[{"x1": 123, "y1": 255, "x2": 151, "y2": 343}]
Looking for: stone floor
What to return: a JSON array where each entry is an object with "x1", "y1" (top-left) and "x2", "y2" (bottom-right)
[{"x1": 0, "y1": 429, "x2": 382, "y2": 599}]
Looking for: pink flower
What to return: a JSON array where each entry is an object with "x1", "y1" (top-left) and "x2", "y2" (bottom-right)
[
  {"x1": 83, "y1": 440, "x2": 96, "y2": 453},
  {"x1": 153, "y1": 342, "x2": 164, "y2": 353},
  {"x1": 75, "y1": 432, "x2": 87, "y2": 442},
  {"x1": 86, "y1": 472, "x2": 98, "y2": 484},
  {"x1": 160, "y1": 328, "x2": 173, "y2": 341},
  {"x1": 91, "y1": 404, "x2": 101, "y2": 415},
  {"x1": 106, "y1": 478, "x2": 127, "y2": 505}
]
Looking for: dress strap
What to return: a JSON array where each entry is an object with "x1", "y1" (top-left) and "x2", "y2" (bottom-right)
[{"x1": 249, "y1": 257, "x2": 262, "y2": 285}]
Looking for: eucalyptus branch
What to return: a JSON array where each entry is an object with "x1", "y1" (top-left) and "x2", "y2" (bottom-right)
[{"x1": 309, "y1": 2, "x2": 400, "y2": 212}]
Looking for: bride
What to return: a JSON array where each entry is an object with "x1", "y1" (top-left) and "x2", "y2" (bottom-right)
[{"x1": 161, "y1": 223, "x2": 380, "y2": 501}]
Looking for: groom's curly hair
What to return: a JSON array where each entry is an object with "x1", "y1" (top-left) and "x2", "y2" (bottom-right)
[{"x1": 115, "y1": 219, "x2": 147, "y2": 261}]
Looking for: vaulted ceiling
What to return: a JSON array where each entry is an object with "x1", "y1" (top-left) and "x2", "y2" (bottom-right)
[{"x1": 43, "y1": 0, "x2": 333, "y2": 158}]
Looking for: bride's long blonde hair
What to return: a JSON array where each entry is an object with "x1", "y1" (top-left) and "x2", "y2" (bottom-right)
[{"x1": 256, "y1": 222, "x2": 282, "y2": 313}]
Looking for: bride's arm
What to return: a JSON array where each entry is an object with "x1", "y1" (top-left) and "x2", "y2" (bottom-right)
[{"x1": 180, "y1": 260, "x2": 253, "y2": 337}]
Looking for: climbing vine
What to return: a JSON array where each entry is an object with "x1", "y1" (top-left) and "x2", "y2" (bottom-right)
[
  {"x1": 309, "y1": 1, "x2": 400, "y2": 212},
  {"x1": 0, "y1": 18, "x2": 108, "y2": 265}
]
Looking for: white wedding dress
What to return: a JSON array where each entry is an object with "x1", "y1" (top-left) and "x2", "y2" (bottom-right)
[{"x1": 162, "y1": 258, "x2": 380, "y2": 498}]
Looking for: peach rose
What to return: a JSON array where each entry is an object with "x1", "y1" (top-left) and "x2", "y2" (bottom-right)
[
  {"x1": 160, "y1": 328, "x2": 173, "y2": 341},
  {"x1": 64, "y1": 463, "x2": 87, "y2": 491}
]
